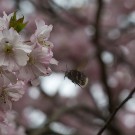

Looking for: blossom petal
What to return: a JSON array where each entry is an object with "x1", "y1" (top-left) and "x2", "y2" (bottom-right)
[
  {"x1": 31, "y1": 78, "x2": 40, "y2": 86},
  {"x1": 14, "y1": 50, "x2": 29, "y2": 66},
  {"x1": 0, "y1": 53, "x2": 5, "y2": 66},
  {"x1": 15, "y1": 44, "x2": 32, "y2": 53},
  {"x1": 50, "y1": 58, "x2": 58, "y2": 65}
]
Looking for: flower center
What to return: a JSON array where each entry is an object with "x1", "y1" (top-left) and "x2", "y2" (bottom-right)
[
  {"x1": 4, "y1": 42, "x2": 13, "y2": 54},
  {"x1": 38, "y1": 35, "x2": 50, "y2": 47},
  {"x1": 0, "y1": 89, "x2": 7, "y2": 103},
  {"x1": 0, "y1": 67, "x2": 3, "y2": 74},
  {"x1": 28, "y1": 55, "x2": 35, "y2": 64}
]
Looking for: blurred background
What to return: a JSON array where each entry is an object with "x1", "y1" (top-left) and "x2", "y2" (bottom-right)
[{"x1": 2, "y1": 0, "x2": 135, "y2": 135}]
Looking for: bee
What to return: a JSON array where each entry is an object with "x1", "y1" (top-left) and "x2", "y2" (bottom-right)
[{"x1": 64, "y1": 69, "x2": 88, "y2": 88}]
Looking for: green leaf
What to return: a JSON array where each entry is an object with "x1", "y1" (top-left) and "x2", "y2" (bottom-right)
[{"x1": 9, "y1": 12, "x2": 28, "y2": 32}]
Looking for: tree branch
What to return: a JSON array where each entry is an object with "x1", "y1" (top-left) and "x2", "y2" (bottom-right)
[
  {"x1": 97, "y1": 88, "x2": 135, "y2": 135},
  {"x1": 93, "y1": 0, "x2": 113, "y2": 112}
]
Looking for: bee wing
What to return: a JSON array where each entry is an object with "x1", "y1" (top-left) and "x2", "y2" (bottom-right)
[{"x1": 76, "y1": 57, "x2": 89, "y2": 71}]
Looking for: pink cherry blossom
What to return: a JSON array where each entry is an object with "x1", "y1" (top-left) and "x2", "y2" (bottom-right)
[
  {"x1": 0, "y1": 12, "x2": 12, "y2": 31},
  {"x1": 18, "y1": 46, "x2": 58, "y2": 85},
  {"x1": 0, "y1": 28, "x2": 32, "y2": 71},
  {"x1": 30, "y1": 19, "x2": 53, "y2": 47},
  {"x1": 0, "y1": 81, "x2": 25, "y2": 110},
  {"x1": 0, "y1": 10, "x2": 58, "y2": 134},
  {"x1": 4, "y1": 82, "x2": 25, "y2": 102},
  {"x1": 0, "y1": 111, "x2": 26, "y2": 135},
  {"x1": 0, "y1": 66, "x2": 17, "y2": 87}
]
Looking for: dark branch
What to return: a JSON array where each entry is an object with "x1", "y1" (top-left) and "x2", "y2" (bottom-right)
[
  {"x1": 93, "y1": 0, "x2": 113, "y2": 112},
  {"x1": 97, "y1": 88, "x2": 135, "y2": 135}
]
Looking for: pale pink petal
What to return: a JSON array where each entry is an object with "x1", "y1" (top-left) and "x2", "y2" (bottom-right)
[
  {"x1": 15, "y1": 44, "x2": 32, "y2": 53},
  {"x1": 50, "y1": 58, "x2": 58, "y2": 65},
  {"x1": 18, "y1": 66, "x2": 35, "y2": 81},
  {"x1": 6, "y1": 57, "x2": 19, "y2": 72},
  {"x1": 4, "y1": 71, "x2": 17, "y2": 84},
  {"x1": 0, "y1": 53, "x2": 5, "y2": 66},
  {"x1": 35, "y1": 19, "x2": 45, "y2": 29},
  {"x1": 34, "y1": 63, "x2": 48, "y2": 74},
  {"x1": 8, "y1": 92, "x2": 21, "y2": 101},
  {"x1": 14, "y1": 50, "x2": 29, "y2": 66},
  {"x1": 31, "y1": 78, "x2": 40, "y2": 86}
]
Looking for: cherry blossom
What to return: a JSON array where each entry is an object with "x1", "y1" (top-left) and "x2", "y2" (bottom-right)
[
  {"x1": 0, "y1": 81, "x2": 25, "y2": 110},
  {"x1": 0, "y1": 11, "x2": 58, "y2": 135},
  {"x1": 0, "y1": 28, "x2": 32, "y2": 71},
  {"x1": 0, "y1": 111, "x2": 26, "y2": 135},
  {"x1": 0, "y1": 66, "x2": 17, "y2": 87},
  {"x1": 18, "y1": 47, "x2": 58, "y2": 85},
  {"x1": 0, "y1": 12, "x2": 12, "y2": 31},
  {"x1": 30, "y1": 19, "x2": 53, "y2": 47}
]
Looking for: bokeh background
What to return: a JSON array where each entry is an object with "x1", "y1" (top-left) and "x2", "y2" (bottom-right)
[{"x1": 1, "y1": 0, "x2": 135, "y2": 135}]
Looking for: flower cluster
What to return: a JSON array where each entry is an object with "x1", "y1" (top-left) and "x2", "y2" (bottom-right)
[
  {"x1": 0, "y1": 111, "x2": 26, "y2": 135},
  {"x1": 0, "y1": 11, "x2": 58, "y2": 134}
]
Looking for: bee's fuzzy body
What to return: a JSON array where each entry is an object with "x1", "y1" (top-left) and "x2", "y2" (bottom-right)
[{"x1": 65, "y1": 70, "x2": 88, "y2": 88}]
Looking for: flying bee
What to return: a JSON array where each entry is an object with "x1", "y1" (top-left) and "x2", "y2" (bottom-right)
[{"x1": 64, "y1": 69, "x2": 88, "y2": 88}]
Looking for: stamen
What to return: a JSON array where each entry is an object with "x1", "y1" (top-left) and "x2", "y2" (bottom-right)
[
  {"x1": 0, "y1": 89, "x2": 7, "y2": 103},
  {"x1": 4, "y1": 43, "x2": 13, "y2": 53},
  {"x1": 28, "y1": 55, "x2": 35, "y2": 64}
]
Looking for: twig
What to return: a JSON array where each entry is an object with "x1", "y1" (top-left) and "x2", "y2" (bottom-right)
[
  {"x1": 49, "y1": 0, "x2": 89, "y2": 26},
  {"x1": 14, "y1": 0, "x2": 20, "y2": 9},
  {"x1": 29, "y1": 0, "x2": 87, "y2": 28},
  {"x1": 93, "y1": 0, "x2": 113, "y2": 112},
  {"x1": 97, "y1": 88, "x2": 135, "y2": 135}
]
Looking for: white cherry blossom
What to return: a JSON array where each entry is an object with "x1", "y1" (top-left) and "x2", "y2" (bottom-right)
[
  {"x1": 0, "y1": 28, "x2": 32, "y2": 71},
  {"x1": 30, "y1": 19, "x2": 53, "y2": 47},
  {"x1": 18, "y1": 46, "x2": 58, "y2": 85}
]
